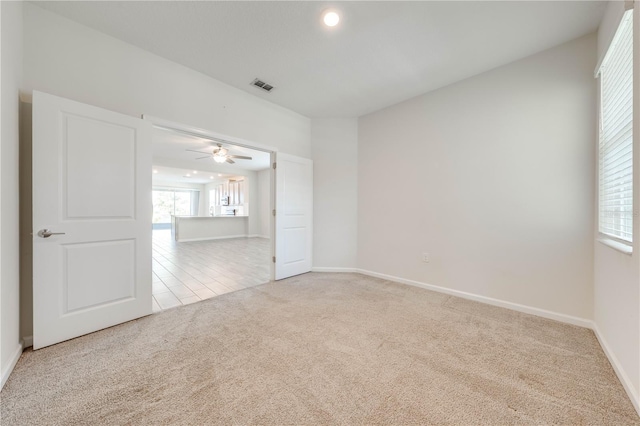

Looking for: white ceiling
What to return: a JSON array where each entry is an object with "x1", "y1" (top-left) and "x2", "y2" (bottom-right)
[
  {"x1": 152, "y1": 127, "x2": 272, "y2": 179},
  {"x1": 152, "y1": 165, "x2": 237, "y2": 186},
  {"x1": 34, "y1": 1, "x2": 606, "y2": 118}
]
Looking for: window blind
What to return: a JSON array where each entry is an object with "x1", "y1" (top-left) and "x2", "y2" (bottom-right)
[{"x1": 599, "y1": 9, "x2": 634, "y2": 243}]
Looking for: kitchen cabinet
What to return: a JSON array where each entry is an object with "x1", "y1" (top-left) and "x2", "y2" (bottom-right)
[
  {"x1": 211, "y1": 179, "x2": 246, "y2": 207},
  {"x1": 229, "y1": 180, "x2": 244, "y2": 205}
]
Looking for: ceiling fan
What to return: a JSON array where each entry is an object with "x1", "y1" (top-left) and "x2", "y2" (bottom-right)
[{"x1": 186, "y1": 144, "x2": 252, "y2": 164}]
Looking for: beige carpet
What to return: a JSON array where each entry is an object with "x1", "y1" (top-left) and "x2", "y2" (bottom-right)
[{"x1": 1, "y1": 273, "x2": 638, "y2": 425}]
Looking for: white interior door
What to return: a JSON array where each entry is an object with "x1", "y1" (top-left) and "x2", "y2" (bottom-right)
[
  {"x1": 32, "y1": 91, "x2": 152, "y2": 349},
  {"x1": 275, "y1": 153, "x2": 313, "y2": 280}
]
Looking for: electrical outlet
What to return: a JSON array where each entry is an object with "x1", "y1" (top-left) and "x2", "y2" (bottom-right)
[{"x1": 422, "y1": 252, "x2": 429, "y2": 263}]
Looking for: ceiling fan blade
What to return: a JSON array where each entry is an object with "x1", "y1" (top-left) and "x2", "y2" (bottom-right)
[
  {"x1": 186, "y1": 149, "x2": 210, "y2": 154},
  {"x1": 226, "y1": 158, "x2": 235, "y2": 164},
  {"x1": 196, "y1": 156, "x2": 210, "y2": 160},
  {"x1": 227, "y1": 155, "x2": 252, "y2": 160}
]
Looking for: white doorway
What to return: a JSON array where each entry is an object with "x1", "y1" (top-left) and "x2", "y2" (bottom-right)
[
  {"x1": 147, "y1": 120, "x2": 276, "y2": 311},
  {"x1": 31, "y1": 92, "x2": 313, "y2": 349},
  {"x1": 144, "y1": 116, "x2": 313, "y2": 286}
]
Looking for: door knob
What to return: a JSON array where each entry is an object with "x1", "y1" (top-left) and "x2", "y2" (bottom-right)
[{"x1": 37, "y1": 229, "x2": 65, "y2": 238}]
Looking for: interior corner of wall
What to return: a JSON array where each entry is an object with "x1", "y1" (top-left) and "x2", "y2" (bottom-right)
[{"x1": 19, "y1": 91, "x2": 32, "y2": 104}]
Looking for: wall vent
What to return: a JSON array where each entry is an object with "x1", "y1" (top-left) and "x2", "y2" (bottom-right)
[{"x1": 250, "y1": 78, "x2": 274, "y2": 92}]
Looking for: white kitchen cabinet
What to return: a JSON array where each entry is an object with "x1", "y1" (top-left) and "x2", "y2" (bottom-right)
[{"x1": 228, "y1": 180, "x2": 245, "y2": 205}]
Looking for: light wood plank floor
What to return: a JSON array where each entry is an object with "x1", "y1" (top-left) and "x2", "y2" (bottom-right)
[{"x1": 151, "y1": 230, "x2": 271, "y2": 312}]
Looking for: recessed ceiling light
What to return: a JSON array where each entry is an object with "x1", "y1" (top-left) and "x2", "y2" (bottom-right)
[
  {"x1": 193, "y1": 170, "x2": 197, "y2": 174},
  {"x1": 218, "y1": 174, "x2": 222, "y2": 177},
  {"x1": 186, "y1": 174, "x2": 191, "y2": 177},
  {"x1": 322, "y1": 9, "x2": 340, "y2": 27},
  {"x1": 153, "y1": 169, "x2": 158, "y2": 174},
  {"x1": 209, "y1": 176, "x2": 214, "y2": 179}
]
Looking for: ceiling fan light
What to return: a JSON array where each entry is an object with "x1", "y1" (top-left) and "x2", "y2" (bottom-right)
[{"x1": 213, "y1": 154, "x2": 226, "y2": 163}]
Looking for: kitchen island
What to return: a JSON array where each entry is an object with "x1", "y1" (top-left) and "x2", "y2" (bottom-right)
[{"x1": 171, "y1": 215, "x2": 249, "y2": 242}]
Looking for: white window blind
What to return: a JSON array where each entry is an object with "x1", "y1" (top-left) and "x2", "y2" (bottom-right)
[{"x1": 599, "y1": 9, "x2": 633, "y2": 243}]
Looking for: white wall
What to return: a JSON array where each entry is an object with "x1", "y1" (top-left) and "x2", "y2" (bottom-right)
[
  {"x1": 311, "y1": 119, "x2": 358, "y2": 269},
  {"x1": 593, "y1": 0, "x2": 640, "y2": 410},
  {"x1": 22, "y1": 3, "x2": 311, "y2": 158},
  {"x1": 358, "y1": 34, "x2": 596, "y2": 320},
  {"x1": 257, "y1": 169, "x2": 271, "y2": 238},
  {"x1": 1, "y1": 0, "x2": 23, "y2": 388}
]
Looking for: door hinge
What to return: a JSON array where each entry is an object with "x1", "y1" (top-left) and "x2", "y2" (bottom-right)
[
  {"x1": 272, "y1": 256, "x2": 276, "y2": 263},
  {"x1": 272, "y1": 162, "x2": 277, "y2": 170},
  {"x1": 272, "y1": 209, "x2": 276, "y2": 216}
]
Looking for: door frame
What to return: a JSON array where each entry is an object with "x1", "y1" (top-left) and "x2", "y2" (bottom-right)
[{"x1": 142, "y1": 115, "x2": 277, "y2": 281}]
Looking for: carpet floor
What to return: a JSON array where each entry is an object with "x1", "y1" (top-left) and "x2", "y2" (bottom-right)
[{"x1": 1, "y1": 273, "x2": 638, "y2": 425}]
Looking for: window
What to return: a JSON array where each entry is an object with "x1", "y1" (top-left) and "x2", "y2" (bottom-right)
[
  {"x1": 152, "y1": 189, "x2": 198, "y2": 224},
  {"x1": 598, "y1": 10, "x2": 634, "y2": 244}
]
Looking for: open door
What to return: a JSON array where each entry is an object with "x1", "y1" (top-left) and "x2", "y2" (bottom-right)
[
  {"x1": 274, "y1": 153, "x2": 313, "y2": 280},
  {"x1": 32, "y1": 91, "x2": 152, "y2": 349}
]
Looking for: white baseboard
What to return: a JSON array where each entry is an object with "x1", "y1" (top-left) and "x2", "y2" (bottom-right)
[
  {"x1": 23, "y1": 335, "x2": 33, "y2": 349},
  {"x1": 1, "y1": 342, "x2": 23, "y2": 390},
  {"x1": 355, "y1": 269, "x2": 592, "y2": 328},
  {"x1": 256, "y1": 235, "x2": 271, "y2": 239},
  {"x1": 592, "y1": 323, "x2": 640, "y2": 416},
  {"x1": 311, "y1": 267, "x2": 357, "y2": 273}
]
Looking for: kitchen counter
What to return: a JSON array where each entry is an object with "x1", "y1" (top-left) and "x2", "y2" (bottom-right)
[{"x1": 171, "y1": 215, "x2": 249, "y2": 242}]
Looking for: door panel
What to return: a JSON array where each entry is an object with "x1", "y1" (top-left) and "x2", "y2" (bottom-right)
[
  {"x1": 275, "y1": 153, "x2": 312, "y2": 280},
  {"x1": 64, "y1": 113, "x2": 136, "y2": 219},
  {"x1": 33, "y1": 91, "x2": 152, "y2": 349},
  {"x1": 64, "y1": 239, "x2": 136, "y2": 313}
]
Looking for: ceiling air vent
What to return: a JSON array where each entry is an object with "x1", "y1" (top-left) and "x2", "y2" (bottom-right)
[{"x1": 250, "y1": 78, "x2": 274, "y2": 92}]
